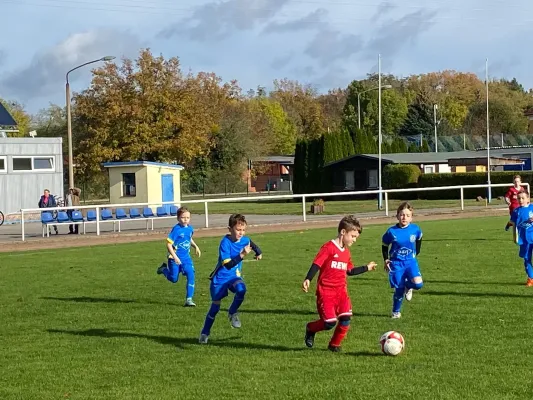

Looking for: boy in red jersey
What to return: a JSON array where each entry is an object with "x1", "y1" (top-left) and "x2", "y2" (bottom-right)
[
  {"x1": 302, "y1": 215, "x2": 377, "y2": 352},
  {"x1": 505, "y1": 175, "x2": 525, "y2": 232}
]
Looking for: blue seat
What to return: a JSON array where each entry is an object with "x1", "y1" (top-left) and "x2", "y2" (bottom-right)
[
  {"x1": 115, "y1": 208, "x2": 128, "y2": 219},
  {"x1": 101, "y1": 209, "x2": 113, "y2": 220},
  {"x1": 71, "y1": 211, "x2": 83, "y2": 222},
  {"x1": 130, "y1": 208, "x2": 141, "y2": 218},
  {"x1": 169, "y1": 205, "x2": 178, "y2": 216},
  {"x1": 143, "y1": 207, "x2": 154, "y2": 218},
  {"x1": 156, "y1": 206, "x2": 168, "y2": 217},
  {"x1": 57, "y1": 211, "x2": 70, "y2": 223},
  {"x1": 87, "y1": 210, "x2": 97, "y2": 221},
  {"x1": 41, "y1": 212, "x2": 55, "y2": 224}
]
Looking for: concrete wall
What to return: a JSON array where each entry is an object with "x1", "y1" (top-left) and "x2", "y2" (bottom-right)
[
  {"x1": 108, "y1": 166, "x2": 148, "y2": 205},
  {"x1": 146, "y1": 166, "x2": 181, "y2": 207}
]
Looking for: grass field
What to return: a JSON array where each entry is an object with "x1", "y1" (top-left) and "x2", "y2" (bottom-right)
[
  {"x1": 183, "y1": 198, "x2": 505, "y2": 215},
  {"x1": 1, "y1": 216, "x2": 532, "y2": 400}
]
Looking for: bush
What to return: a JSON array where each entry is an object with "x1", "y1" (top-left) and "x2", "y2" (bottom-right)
[
  {"x1": 383, "y1": 164, "x2": 421, "y2": 189},
  {"x1": 417, "y1": 171, "x2": 533, "y2": 199}
]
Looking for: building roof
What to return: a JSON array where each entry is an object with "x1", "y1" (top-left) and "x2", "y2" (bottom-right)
[
  {"x1": 0, "y1": 137, "x2": 62, "y2": 144},
  {"x1": 102, "y1": 161, "x2": 184, "y2": 169},
  {"x1": 0, "y1": 102, "x2": 17, "y2": 127},
  {"x1": 252, "y1": 156, "x2": 295, "y2": 164}
]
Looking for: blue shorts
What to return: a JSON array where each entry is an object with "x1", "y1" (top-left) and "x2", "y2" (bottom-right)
[
  {"x1": 167, "y1": 258, "x2": 194, "y2": 279},
  {"x1": 389, "y1": 260, "x2": 421, "y2": 289},
  {"x1": 210, "y1": 277, "x2": 243, "y2": 301}
]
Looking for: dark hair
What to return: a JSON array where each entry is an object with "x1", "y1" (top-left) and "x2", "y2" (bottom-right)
[
  {"x1": 177, "y1": 207, "x2": 190, "y2": 218},
  {"x1": 397, "y1": 201, "x2": 414, "y2": 215},
  {"x1": 338, "y1": 215, "x2": 362, "y2": 234},
  {"x1": 229, "y1": 213, "x2": 247, "y2": 228}
]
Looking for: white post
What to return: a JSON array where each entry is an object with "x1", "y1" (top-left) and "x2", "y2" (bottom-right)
[
  {"x1": 378, "y1": 53, "x2": 383, "y2": 210},
  {"x1": 384, "y1": 191, "x2": 389, "y2": 216},
  {"x1": 302, "y1": 196, "x2": 307, "y2": 222},
  {"x1": 204, "y1": 202, "x2": 209, "y2": 228},
  {"x1": 434, "y1": 104, "x2": 438, "y2": 152},
  {"x1": 21, "y1": 210, "x2": 25, "y2": 242},
  {"x1": 486, "y1": 58, "x2": 492, "y2": 203},
  {"x1": 460, "y1": 187, "x2": 464, "y2": 210},
  {"x1": 96, "y1": 206, "x2": 100, "y2": 236}
]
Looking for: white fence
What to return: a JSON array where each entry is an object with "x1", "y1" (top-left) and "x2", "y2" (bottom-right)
[{"x1": 18, "y1": 183, "x2": 527, "y2": 242}]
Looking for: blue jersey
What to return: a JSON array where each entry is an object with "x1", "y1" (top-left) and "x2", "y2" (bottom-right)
[
  {"x1": 382, "y1": 223, "x2": 423, "y2": 262},
  {"x1": 511, "y1": 204, "x2": 533, "y2": 246},
  {"x1": 210, "y1": 235, "x2": 252, "y2": 284},
  {"x1": 167, "y1": 224, "x2": 194, "y2": 260}
]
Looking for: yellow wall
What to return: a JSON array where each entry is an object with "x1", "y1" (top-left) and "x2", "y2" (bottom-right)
[
  {"x1": 108, "y1": 166, "x2": 148, "y2": 205},
  {"x1": 146, "y1": 166, "x2": 182, "y2": 208},
  {"x1": 475, "y1": 165, "x2": 487, "y2": 172},
  {"x1": 455, "y1": 166, "x2": 466, "y2": 172}
]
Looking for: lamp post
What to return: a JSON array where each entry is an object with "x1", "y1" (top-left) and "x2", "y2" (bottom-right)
[
  {"x1": 433, "y1": 104, "x2": 439, "y2": 152},
  {"x1": 378, "y1": 54, "x2": 383, "y2": 210},
  {"x1": 66, "y1": 56, "x2": 115, "y2": 189},
  {"x1": 357, "y1": 84, "x2": 392, "y2": 129},
  {"x1": 485, "y1": 58, "x2": 492, "y2": 203}
]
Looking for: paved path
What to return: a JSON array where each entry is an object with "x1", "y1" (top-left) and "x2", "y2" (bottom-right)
[{"x1": 0, "y1": 204, "x2": 508, "y2": 244}]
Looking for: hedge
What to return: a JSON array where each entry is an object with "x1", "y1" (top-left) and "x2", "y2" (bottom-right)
[
  {"x1": 383, "y1": 164, "x2": 421, "y2": 189},
  {"x1": 413, "y1": 171, "x2": 532, "y2": 200}
]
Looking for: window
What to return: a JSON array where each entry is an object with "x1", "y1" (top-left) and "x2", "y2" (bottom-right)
[
  {"x1": 424, "y1": 165, "x2": 435, "y2": 174},
  {"x1": 12, "y1": 156, "x2": 54, "y2": 172},
  {"x1": 344, "y1": 171, "x2": 355, "y2": 190},
  {"x1": 0, "y1": 156, "x2": 5, "y2": 172},
  {"x1": 122, "y1": 173, "x2": 136, "y2": 196},
  {"x1": 368, "y1": 169, "x2": 378, "y2": 188}
]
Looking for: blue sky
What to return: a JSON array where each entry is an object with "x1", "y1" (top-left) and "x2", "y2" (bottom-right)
[{"x1": 0, "y1": 0, "x2": 532, "y2": 113}]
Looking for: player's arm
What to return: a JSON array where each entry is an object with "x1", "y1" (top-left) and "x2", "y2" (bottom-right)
[
  {"x1": 222, "y1": 244, "x2": 251, "y2": 270},
  {"x1": 249, "y1": 239, "x2": 262, "y2": 260},
  {"x1": 416, "y1": 227, "x2": 423, "y2": 256},
  {"x1": 166, "y1": 240, "x2": 181, "y2": 264},
  {"x1": 346, "y1": 261, "x2": 377, "y2": 276},
  {"x1": 190, "y1": 237, "x2": 201, "y2": 257},
  {"x1": 382, "y1": 229, "x2": 392, "y2": 272},
  {"x1": 302, "y1": 245, "x2": 329, "y2": 292}
]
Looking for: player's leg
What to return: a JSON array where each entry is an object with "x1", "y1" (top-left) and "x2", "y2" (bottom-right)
[
  {"x1": 404, "y1": 261, "x2": 424, "y2": 302},
  {"x1": 524, "y1": 246, "x2": 533, "y2": 286},
  {"x1": 181, "y1": 261, "x2": 196, "y2": 306},
  {"x1": 161, "y1": 259, "x2": 179, "y2": 283},
  {"x1": 199, "y1": 282, "x2": 228, "y2": 343},
  {"x1": 228, "y1": 279, "x2": 247, "y2": 328},
  {"x1": 328, "y1": 293, "x2": 352, "y2": 352},
  {"x1": 305, "y1": 291, "x2": 336, "y2": 348},
  {"x1": 389, "y1": 264, "x2": 405, "y2": 318}
]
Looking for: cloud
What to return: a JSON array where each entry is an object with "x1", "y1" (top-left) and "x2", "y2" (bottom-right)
[
  {"x1": 364, "y1": 9, "x2": 438, "y2": 58},
  {"x1": 304, "y1": 29, "x2": 364, "y2": 66},
  {"x1": 371, "y1": 1, "x2": 397, "y2": 22},
  {"x1": 0, "y1": 49, "x2": 5, "y2": 67},
  {"x1": 159, "y1": 0, "x2": 290, "y2": 41},
  {"x1": 263, "y1": 8, "x2": 327, "y2": 33},
  {"x1": 0, "y1": 29, "x2": 143, "y2": 102},
  {"x1": 270, "y1": 52, "x2": 294, "y2": 69}
]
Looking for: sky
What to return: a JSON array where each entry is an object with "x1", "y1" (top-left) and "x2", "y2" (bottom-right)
[{"x1": 0, "y1": 0, "x2": 532, "y2": 114}]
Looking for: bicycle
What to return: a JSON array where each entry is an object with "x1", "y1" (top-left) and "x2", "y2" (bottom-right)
[{"x1": 0, "y1": 210, "x2": 4, "y2": 226}]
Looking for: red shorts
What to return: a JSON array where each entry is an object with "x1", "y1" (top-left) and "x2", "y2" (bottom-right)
[{"x1": 316, "y1": 286, "x2": 352, "y2": 323}]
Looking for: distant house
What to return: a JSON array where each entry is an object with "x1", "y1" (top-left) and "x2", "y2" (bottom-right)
[
  {"x1": 324, "y1": 149, "x2": 526, "y2": 192},
  {"x1": 0, "y1": 102, "x2": 18, "y2": 137},
  {"x1": 248, "y1": 156, "x2": 294, "y2": 192}
]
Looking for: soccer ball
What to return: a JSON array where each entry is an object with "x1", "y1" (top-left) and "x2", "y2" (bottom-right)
[{"x1": 379, "y1": 331, "x2": 405, "y2": 356}]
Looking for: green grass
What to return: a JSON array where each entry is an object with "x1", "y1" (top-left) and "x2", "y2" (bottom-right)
[
  {"x1": 1, "y1": 216, "x2": 532, "y2": 399},
  {"x1": 182, "y1": 198, "x2": 506, "y2": 215}
]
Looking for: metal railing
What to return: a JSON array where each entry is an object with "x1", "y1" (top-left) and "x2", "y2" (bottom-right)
[{"x1": 18, "y1": 182, "x2": 527, "y2": 241}]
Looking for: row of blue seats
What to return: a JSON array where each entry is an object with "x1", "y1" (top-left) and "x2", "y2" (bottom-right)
[{"x1": 41, "y1": 205, "x2": 180, "y2": 224}]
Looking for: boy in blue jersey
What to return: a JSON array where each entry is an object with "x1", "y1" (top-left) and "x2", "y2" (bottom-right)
[
  {"x1": 382, "y1": 202, "x2": 424, "y2": 319},
  {"x1": 510, "y1": 191, "x2": 533, "y2": 287},
  {"x1": 157, "y1": 207, "x2": 202, "y2": 307},
  {"x1": 199, "y1": 214, "x2": 262, "y2": 344}
]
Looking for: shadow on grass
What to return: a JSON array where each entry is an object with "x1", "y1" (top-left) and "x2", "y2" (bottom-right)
[
  {"x1": 425, "y1": 280, "x2": 525, "y2": 286},
  {"x1": 423, "y1": 290, "x2": 532, "y2": 298},
  {"x1": 47, "y1": 328, "x2": 307, "y2": 352}
]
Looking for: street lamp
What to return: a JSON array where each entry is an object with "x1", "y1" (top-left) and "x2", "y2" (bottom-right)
[
  {"x1": 378, "y1": 54, "x2": 383, "y2": 210},
  {"x1": 66, "y1": 56, "x2": 115, "y2": 189},
  {"x1": 485, "y1": 58, "x2": 492, "y2": 203},
  {"x1": 357, "y1": 84, "x2": 392, "y2": 129}
]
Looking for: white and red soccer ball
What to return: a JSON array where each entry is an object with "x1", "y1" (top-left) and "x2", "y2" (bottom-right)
[{"x1": 379, "y1": 331, "x2": 405, "y2": 356}]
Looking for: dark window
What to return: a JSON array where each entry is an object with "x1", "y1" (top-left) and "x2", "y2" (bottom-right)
[
  {"x1": 13, "y1": 157, "x2": 32, "y2": 171},
  {"x1": 122, "y1": 173, "x2": 136, "y2": 196},
  {"x1": 0, "y1": 158, "x2": 5, "y2": 171}
]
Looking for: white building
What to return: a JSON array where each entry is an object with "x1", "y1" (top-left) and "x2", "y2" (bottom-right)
[{"x1": 0, "y1": 137, "x2": 64, "y2": 214}]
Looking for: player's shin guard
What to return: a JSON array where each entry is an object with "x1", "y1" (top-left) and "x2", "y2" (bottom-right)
[
  {"x1": 329, "y1": 318, "x2": 350, "y2": 347},
  {"x1": 392, "y1": 287, "x2": 404, "y2": 313},
  {"x1": 201, "y1": 303, "x2": 221, "y2": 336},
  {"x1": 228, "y1": 282, "x2": 246, "y2": 315},
  {"x1": 524, "y1": 260, "x2": 533, "y2": 279}
]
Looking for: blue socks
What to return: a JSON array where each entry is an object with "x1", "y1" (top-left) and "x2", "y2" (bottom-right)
[
  {"x1": 201, "y1": 303, "x2": 221, "y2": 336},
  {"x1": 228, "y1": 282, "x2": 246, "y2": 315},
  {"x1": 525, "y1": 260, "x2": 533, "y2": 279}
]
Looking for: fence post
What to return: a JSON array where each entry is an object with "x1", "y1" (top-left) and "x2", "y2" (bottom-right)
[
  {"x1": 302, "y1": 196, "x2": 307, "y2": 222},
  {"x1": 385, "y1": 192, "x2": 389, "y2": 217},
  {"x1": 460, "y1": 187, "x2": 464, "y2": 211},
  {"x1": 21, "y1": 210, "x2": 25, "y2": 242},
  {"x1": 204, "y1": 202, "x2": 209, "y2": 228},
  {"x1": 96, "y1": 206, "x2": 100, "y2": 236}
]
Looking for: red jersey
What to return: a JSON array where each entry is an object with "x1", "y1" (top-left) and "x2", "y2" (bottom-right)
[
  {"x1": 313, "y1": 240, "x2": 354, "y2": 289},
  {"x1": 505, "y1": 186, "x2": 524, "y2": 212}
]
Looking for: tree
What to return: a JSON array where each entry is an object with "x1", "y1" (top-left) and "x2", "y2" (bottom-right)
[
  {"x1": 399, "y1": 98, "x2": 434, "y2": 140},
  {"x1": 0, "y1": 99, "x2": 31, "y2": 137}
]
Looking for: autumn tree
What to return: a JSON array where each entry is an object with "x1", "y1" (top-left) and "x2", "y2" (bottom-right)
[{"x1": 0, "y1": 99, "x2": 31, "y2": 137}]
